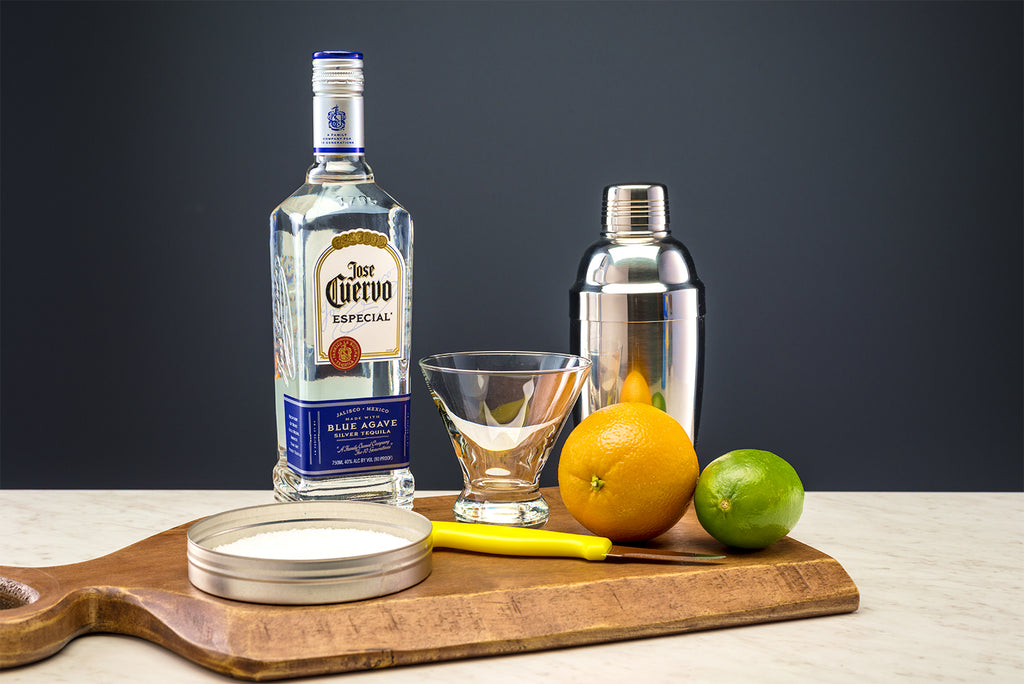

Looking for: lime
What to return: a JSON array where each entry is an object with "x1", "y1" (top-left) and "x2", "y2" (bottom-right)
[
  {"x1": 651, "y1": 392, "x2": 667, "y2": 412},
  {"x1": 485, "y1": 397, "x2": 525, "y2": 424},
  {"x1": 694, "y1": 449, "x2": 804, "y2": 549}
]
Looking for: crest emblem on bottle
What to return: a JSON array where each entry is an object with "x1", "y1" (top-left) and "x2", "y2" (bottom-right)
[
  {"x1": 327, "y1": 105, "x2": 346, "y2": 132},
  {"x1": 328, "y1": 336, "x2": 361, "y2": 371}
]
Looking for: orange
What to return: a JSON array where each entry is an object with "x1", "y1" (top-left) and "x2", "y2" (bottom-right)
[
  {"x1": 557, "y1": 402, "x2": 699, "y2": 542},
  {"x1": 618, "y1": 369, "x2": 652, "y2": 404}
]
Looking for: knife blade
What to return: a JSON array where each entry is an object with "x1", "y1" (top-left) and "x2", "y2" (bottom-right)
[
  {"x1": 430, "y1": 521, "x2": 725, "y2": 563},
  {"x1": 605, "y1": 545, "x2": 725, "y2": 562}
]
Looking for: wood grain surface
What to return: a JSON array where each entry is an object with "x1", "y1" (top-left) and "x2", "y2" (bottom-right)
[{"x1": 0, "y1": 488, "x2": 859, "y2": 680}]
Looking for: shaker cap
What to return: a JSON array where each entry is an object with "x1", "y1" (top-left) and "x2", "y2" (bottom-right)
[{"x1": 602, "y1": 183, "x2": 669, "y2": 235}]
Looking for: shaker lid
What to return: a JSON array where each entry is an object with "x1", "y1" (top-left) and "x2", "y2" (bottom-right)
[{"x1": 602, "y1": 183, "x2": 669, "y2": 235}]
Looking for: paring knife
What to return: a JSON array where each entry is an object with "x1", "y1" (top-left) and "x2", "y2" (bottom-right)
[{"x1": 430, "y1": 521, "x2": 725, "y2": 562}]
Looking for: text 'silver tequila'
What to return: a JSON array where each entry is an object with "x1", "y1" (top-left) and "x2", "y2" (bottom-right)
[{"x1": 270, "y1": 51, "x2": 414, "y2": 506}]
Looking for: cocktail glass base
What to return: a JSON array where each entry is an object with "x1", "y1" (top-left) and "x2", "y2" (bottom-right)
[{"x1": 452, "y1": 492, "x2": 550, "y2": 527}]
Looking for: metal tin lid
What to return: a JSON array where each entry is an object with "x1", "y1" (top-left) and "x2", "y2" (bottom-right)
[{"x1": 187, "y1": 501, "x2": 433, "y2": 605}]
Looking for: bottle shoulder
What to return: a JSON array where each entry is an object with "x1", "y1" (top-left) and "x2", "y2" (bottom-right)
[
  {"x1": 273, "y1": 179, "x2": 411, "y2": 223},
  {"x1": 275, "y1": 155, "x2": 410, "y2": 216}
]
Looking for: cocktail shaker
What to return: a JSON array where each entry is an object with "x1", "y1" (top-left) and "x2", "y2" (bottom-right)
[{"x1": 570, "y1": 183, "x2": 705, "y2": 442}]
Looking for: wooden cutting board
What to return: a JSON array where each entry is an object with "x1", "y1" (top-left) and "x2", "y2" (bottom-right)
[{"x1": 0, "y1": 488, "x2": 858, "y2": 680}]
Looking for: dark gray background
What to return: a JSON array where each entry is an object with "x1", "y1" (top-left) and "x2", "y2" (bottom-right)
[{"x1": 2, "y1": 1, "x2": 1021, "y2": 492}]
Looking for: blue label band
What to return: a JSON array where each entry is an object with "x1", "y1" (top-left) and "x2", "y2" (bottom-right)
[
  {"x1": 314, "y1": 147, "x2": 365, "y2": 154},
  {"x1": 284, "y1": 393, "x2": 410, "y2": 477}
]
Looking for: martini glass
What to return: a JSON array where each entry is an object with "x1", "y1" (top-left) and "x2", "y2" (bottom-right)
[{"x1": 419, "y1": 351, "x2": 591, "y2": 527}]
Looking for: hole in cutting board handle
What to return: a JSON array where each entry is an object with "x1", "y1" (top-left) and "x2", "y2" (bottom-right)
[{"x1": 0, "y1": 577, "x2": 39, "y2": 609}]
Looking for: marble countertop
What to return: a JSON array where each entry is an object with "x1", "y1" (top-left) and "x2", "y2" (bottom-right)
[{"x1": 1, "y1": 490, "x2": 1021, "y2": 682}]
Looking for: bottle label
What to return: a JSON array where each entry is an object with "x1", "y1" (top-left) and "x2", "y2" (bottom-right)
[
  {"x1": 313, "y1": 94, "x2": 364, "y2": 153},
  {"x1": 284, "y1": 393, "x2": 411, "y2": 476},
  {"x1": 314, "y1": 229, "x2": 405, "y2": 369}
]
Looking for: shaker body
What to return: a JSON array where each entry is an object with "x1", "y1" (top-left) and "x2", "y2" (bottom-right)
[
  {"x1": 570, "y1": 184, "x2": 704, "y2": 443},
  {"x1": 572, "y1": 294, "x2": 703, "y2": 441}
]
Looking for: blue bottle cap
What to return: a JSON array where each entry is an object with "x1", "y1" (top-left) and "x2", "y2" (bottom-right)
[{"x1": 312, "y1": 51, "x2": 363, "y2": 60}]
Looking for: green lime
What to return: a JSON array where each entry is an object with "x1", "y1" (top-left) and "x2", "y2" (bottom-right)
[
  {"x1": 694, "y1": 449, "x2": 804, "y2": 549},
  {"x1": 486, "y1": 397, "x2": 525, "y2": 424},
  {"x1": 651, "y1": 392, "x2": 667, "y2": 412}
]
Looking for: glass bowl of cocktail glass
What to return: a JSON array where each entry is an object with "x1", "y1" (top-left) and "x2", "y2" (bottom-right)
[{"x1": 419, "y1": 351, "x2": 592, "y2": 527}]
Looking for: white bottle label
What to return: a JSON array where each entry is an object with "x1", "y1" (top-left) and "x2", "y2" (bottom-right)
[
  {"x1": 314, "y1": 230, "x2": 404, "y2": 369},
  {"x1": 313, "y1": 95, "x2": 364, "y2": 153}
]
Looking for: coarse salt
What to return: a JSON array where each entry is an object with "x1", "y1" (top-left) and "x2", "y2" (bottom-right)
[{"x1": 213, "y1": 527, "x2": 409, "y2": 560}]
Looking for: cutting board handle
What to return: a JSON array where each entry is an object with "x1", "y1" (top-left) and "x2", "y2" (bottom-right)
[
  {"x1": 0, "y1": 521, "x2": 194, "y2": 670},
  {"x1": 0, "y1": 563, "x2": 97, "y2": 668}
]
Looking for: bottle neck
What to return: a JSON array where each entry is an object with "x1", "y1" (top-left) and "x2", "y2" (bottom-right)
[
  {"x1": 309, "y1": 92, "x2": 373, "y2": 183},
  {"x1": 307, "y1": 154, "x2": 374, "y2": 184}
]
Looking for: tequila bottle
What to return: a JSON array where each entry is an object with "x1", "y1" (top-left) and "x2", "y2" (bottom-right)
[{"x1": 270, "y1": 51, "x2": 414, "y2": 507}]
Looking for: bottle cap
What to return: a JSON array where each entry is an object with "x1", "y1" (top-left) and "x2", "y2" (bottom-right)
[
  {"x1": 312, "y1": 51, "x2": 364, "y2": 96},
  {"x1": 602, "y1": 183, "x2": 669, "y2": 235}
]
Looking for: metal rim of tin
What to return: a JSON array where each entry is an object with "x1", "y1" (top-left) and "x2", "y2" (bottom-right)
[{"x1": 186, "y1": 501, "x2": 433, "y2": 605}]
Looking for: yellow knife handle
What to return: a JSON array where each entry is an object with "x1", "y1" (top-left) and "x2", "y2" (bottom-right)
[{"x1": 430, "y1": 521, "x2": 612, "y2": 561}]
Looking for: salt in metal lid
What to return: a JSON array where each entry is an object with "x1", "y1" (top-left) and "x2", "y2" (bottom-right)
[{"x1": 186, "y1": 501, "x2": 433, "y2": 605}]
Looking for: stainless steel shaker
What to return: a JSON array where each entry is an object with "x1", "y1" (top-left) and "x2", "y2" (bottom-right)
[{"x1": 570, "y1": 183, "x2": 705, "y2": 442}]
